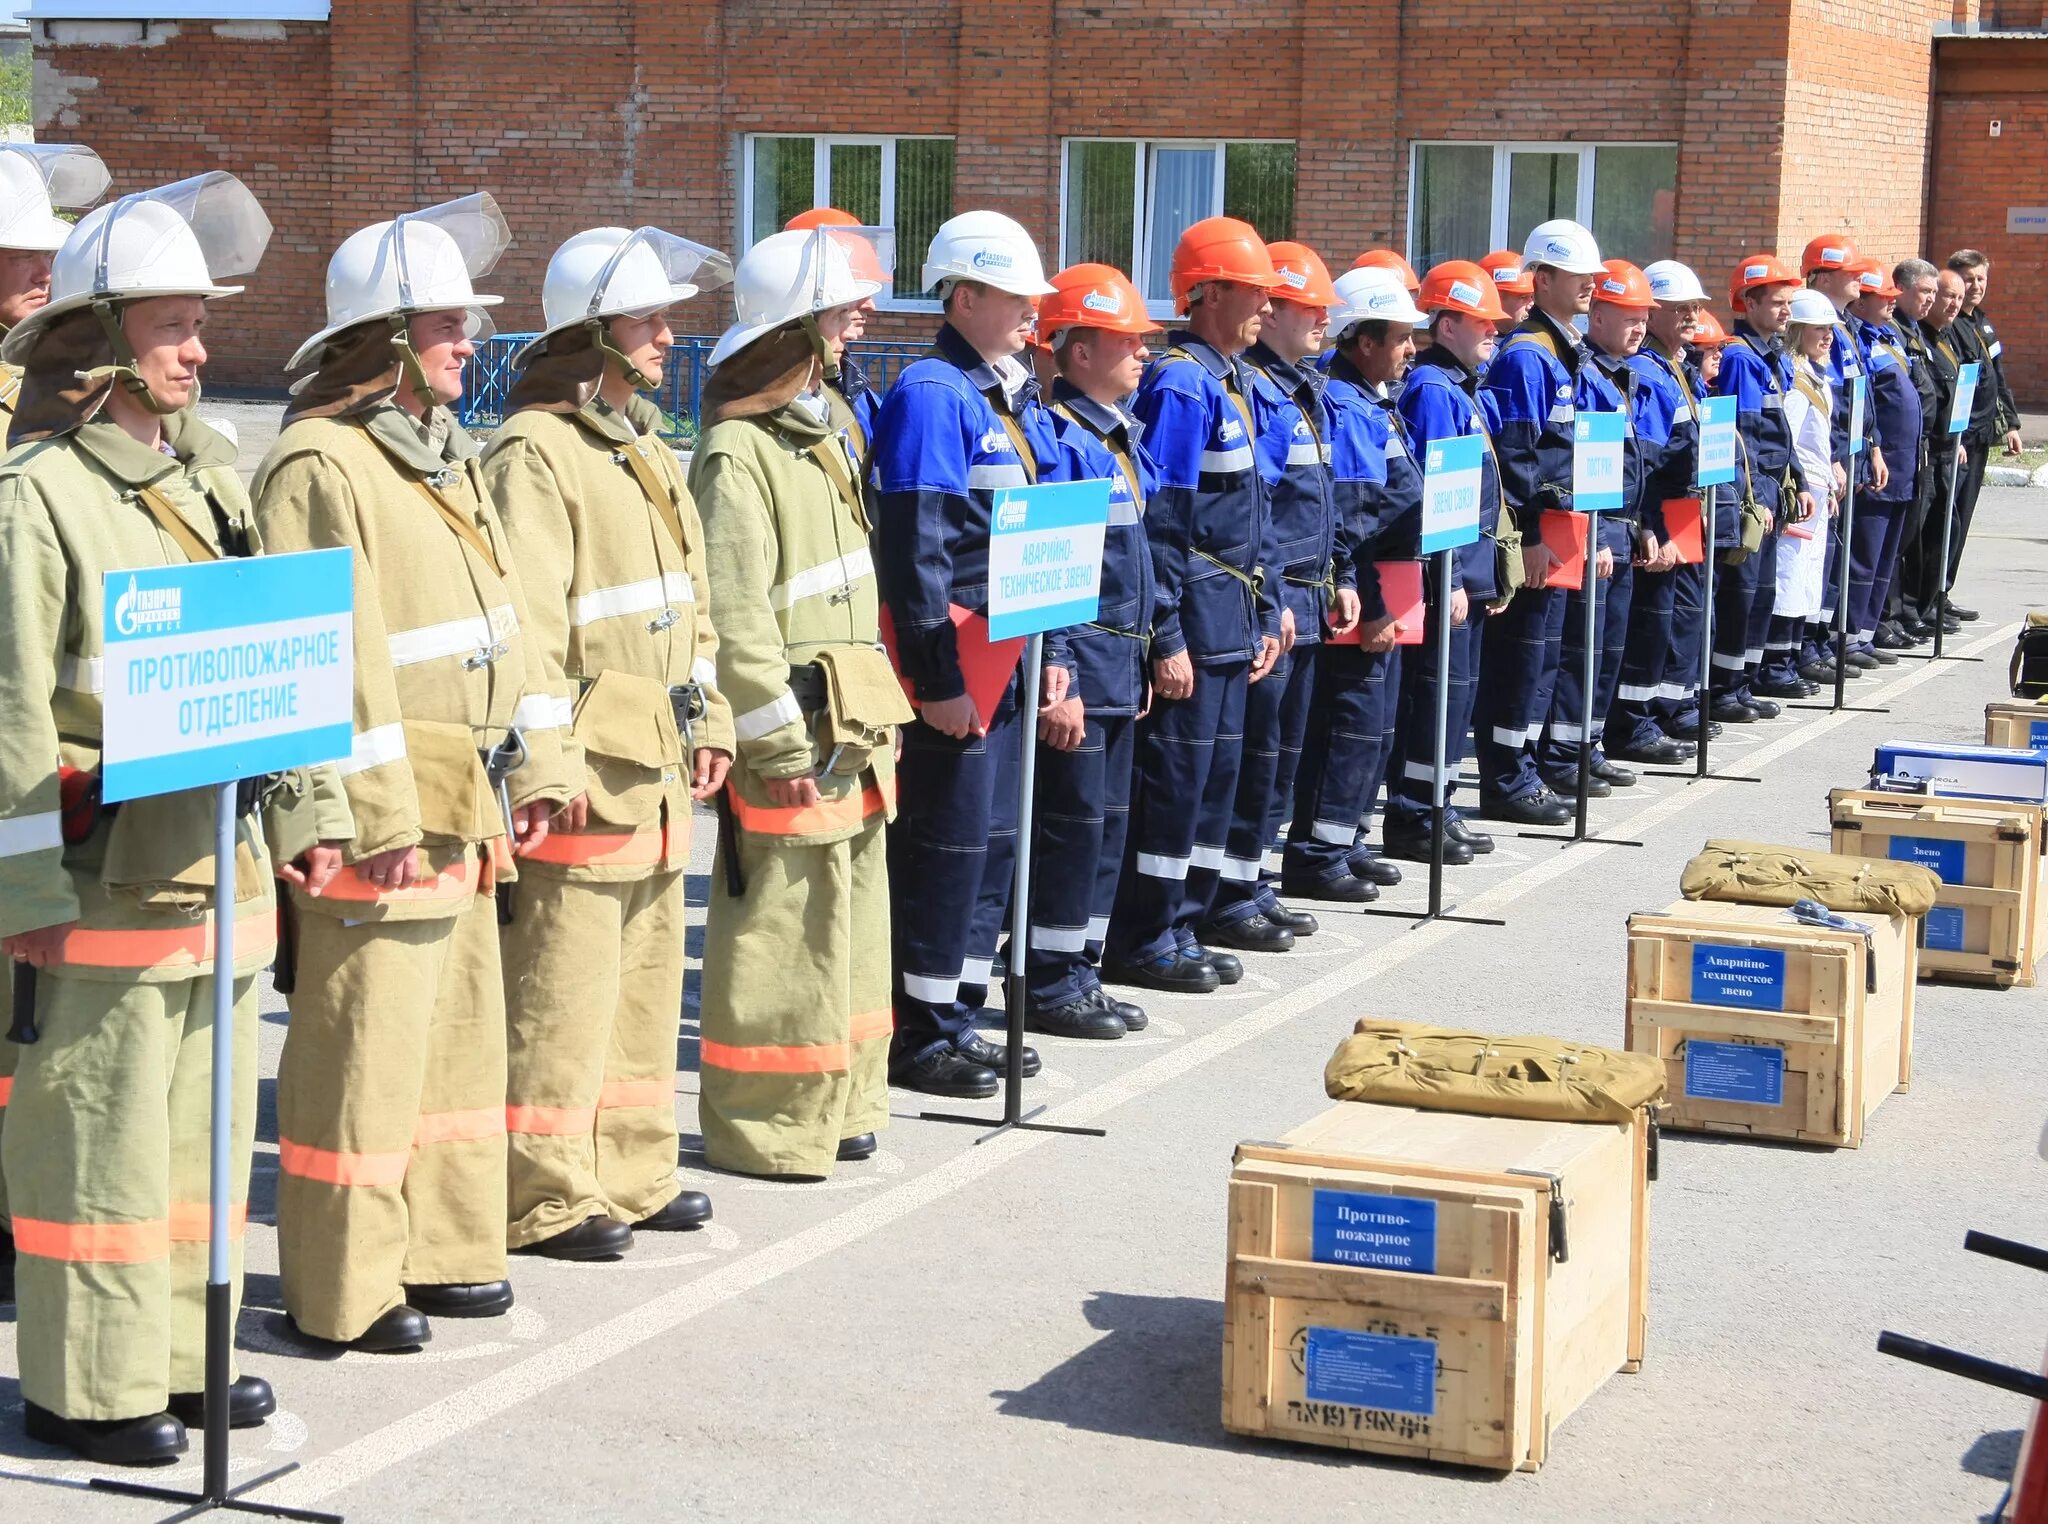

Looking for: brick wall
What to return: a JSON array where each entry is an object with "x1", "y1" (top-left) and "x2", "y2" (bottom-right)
[{"x1": 31, "y1": 0, "x2": 2018, "y2": 395}]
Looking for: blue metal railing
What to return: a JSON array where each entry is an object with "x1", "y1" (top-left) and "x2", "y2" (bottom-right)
[{"x1": 458, "y1": 334, "x2": 929, "y2": 441}]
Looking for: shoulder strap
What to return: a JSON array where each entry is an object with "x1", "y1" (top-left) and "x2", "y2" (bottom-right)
[
  {"x1": 1167, "y1": 347, "x2": 1258, "y2": 450},
  {"x1": 349, "y1": 416, "x2": 505, "y2": 574},
  {"x1": 805, "y1": 433, "x2": 872, "y2": 533},
  {"x1": 135, "y1": 482, "x2": 218, "y2": 564},
  {"x1": 1501, "y1": 325, "x2": 1563, "y2": 362},
  {"x1": 616, "y1": 435, "x2": 692, "y2": 557},
  {"x1": 1053, "y1": 400, "x2": 1144, "y2": 509},
  {"x1": 923, "y1": 341, "x2": 1041, "y2": 485}
]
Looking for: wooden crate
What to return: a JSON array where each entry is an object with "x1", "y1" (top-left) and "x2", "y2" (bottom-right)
[
  {"x1": 1223, "y1": 1102, "x2": 1648, "y2": 1472},
  {"x1": 1985, "y1": 701, "x2": 2048, "y2": 754},
  {"x1": 1830, "y1": 789, "x2": 2043, "y2": 989},
  {"x1": 1624, "y1": 898, "x2": 1914, "y2": 1148}
]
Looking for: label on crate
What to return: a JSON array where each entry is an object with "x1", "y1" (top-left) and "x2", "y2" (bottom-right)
[
  {"x1": 1690, "y1": 943, "x2": 1787, "y2": 1009},
  {"x1": 2032, "y1": 719, "x2": 2048, "y2": 750},
  {"x1": 1310, "y1": 1190, "x2": 1437, "y2": 1274},
  {"x1": 1302, "y1": 1327, "x2": 1438, "y2": 1417},
  {"x1": 1888, "y1": 834, "x2": 1965, "y2": 884},
  {"x1": 1683, "y1": 1039, "x2": 1786, "y2": 1106},
  {"x1": 1923, "y1": 905, "x2": 1967, "y2": 952}
]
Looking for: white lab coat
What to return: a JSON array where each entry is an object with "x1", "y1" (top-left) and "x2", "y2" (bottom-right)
[{"x1": 1775, "y1": 359, "x2": 1835, "y2": 621}]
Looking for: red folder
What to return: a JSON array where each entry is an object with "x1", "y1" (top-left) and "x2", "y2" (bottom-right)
[
  {"x1": 1661, "y1": 497, "x2": 1704, "y2": 565},
  {"x1": 1328, "y1": 561, "x2": 1425, "y2": 646},
  {"x1": 1540, "y1": 509, "x2": 1590, "y2": 590},
  {"x1": 878, "y1": 602, "x2": 1024, "y2": 722}
]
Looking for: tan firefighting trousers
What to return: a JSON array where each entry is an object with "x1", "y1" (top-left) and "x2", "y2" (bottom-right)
[
  {"x1": 500, "y1": 869, "x2": 686, "y2": 1246},
  {"x1": 275, "y1": 895, "x2": 508, "y2": 1342},
  {"x1": 3, "y1": 970, "x2": 255, "y2": 1419},
  {"x1": 698, "y1": 815, "x2": 891, "y2": 1177}
]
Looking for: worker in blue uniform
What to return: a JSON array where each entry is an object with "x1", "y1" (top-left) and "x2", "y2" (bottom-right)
[
  {"x1": 1102, "y1": 217, "x2": 1284, "y2": 994},
  {"x1": 1382, "y1": 260, "x2": 1511, "y2": 865},
  {"x1": 1023, "y1": 262, "x2": 1161, "y2": 1041},
  {"x1": 1280, "y1": 266, "x2": 1426, "y2": 899},
  {"x1": 874, "y1": 210, "x2": 1063, "y2": 1099},
  {"x1": 1711, "y1": 252, "x2": 1816, "y2": 724},
  {"x1": 1475, "y1": 219, "x2": 1606, "y2": 826},
  {"x1": 1654, "y1": 311, "x2": 1736, "y2": 744},
  {"x1": 1846, "y1": 260, "x2": 1922, "y2": 662},
  {"x1": 1209, "y1": 243, "x2": 1343, "y2": 947}
]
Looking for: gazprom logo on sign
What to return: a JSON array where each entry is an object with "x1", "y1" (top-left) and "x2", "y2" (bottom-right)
[
  {"x1": 1426, "y1": 446, "x2": 1445, "y2": 473},
  {"x1": 1081, "y1": 290, "x2": 1120, "y2": 315},
  {"x1": 1448, "y1": 279, "x2": 1482, "y2": 307},
  {"x1": 113, "y1": 574, "x2": 182, "y2": 638},
  {"x1": 1575, "y1": 419, "x2": 1592, "y2": 442},
  {"x1": 995, "y1": 500, "x2": 1028, "y2": 531},
  {"x1": 971, "y1": 249, "x2": 1014, "y2": 271}
]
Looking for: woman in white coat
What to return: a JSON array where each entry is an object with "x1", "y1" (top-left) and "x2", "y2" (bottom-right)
[{"x1": 1765, "y1": 289, "x2": 1843, "y2": 691}]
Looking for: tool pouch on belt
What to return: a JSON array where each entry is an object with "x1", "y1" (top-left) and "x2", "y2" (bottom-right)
[
  {"x1": 1720, "y1": 493, "x2": 1770, "y2": 565},
  {"x1": 569, "y1": 668, "x2": 683, "y2": 828},
  {"x1": 100, "y1": 790, "x2": 265, "y2": 910},
  {"x1": 1323, "y1": 1016, "x2": 1666, "y2": 1125},
  {"x1": 1680, "y1": 838, "x2": 1940, "y2": 918},
  {"x1": 809, "y1": 644, "x2": 914, "y2": 777},
  {"x1": 2011, "y1": 612, "x2": 2048, "y2": 699},
  {"x1": 260, "y1": 768, "x2": 325, "y2": 869},
  {"x1": 1490, "y1": 519, "x2": 1527, "y2": 598},
  {"x1": 403, "y1": 718, "x2": 501, "y2": 843}
]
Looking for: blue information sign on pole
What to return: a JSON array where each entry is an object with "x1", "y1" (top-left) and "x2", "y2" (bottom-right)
[
  {"x1": 1949, "y1": 362, "x2": 1980, "y2": 436},
  {"x1": 1697, "y1": 396, "x2": 1738, "y2": 487},
  {"x1": 987, "y1": 478, "x2": 1112, "y2": 641},
  {"x1": 100, "y1": 547, "x2": 356, "y2": 802},
  {"x1": 1418, "y1": 434, "x2": 1484, "y2": 555},
  {"x1": 1572, "y1": 410, "x2": 1628, "y2": 513}
]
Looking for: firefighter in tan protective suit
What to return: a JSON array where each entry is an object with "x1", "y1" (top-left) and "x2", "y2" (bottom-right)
[
  {"x1": 0, "y1": 142, "x2": 110, "y2": 1309},
  {"x1": 0, "y1": 175, "x2": 355, "y2": 1465},
  {"x1": 691, "y1": 225, "x2": 908, "y2": 1178},
  {"x1": 480, "y1": 226, "x2": 735, "y2": 1257},
  {"x1": 255, "y1": 196, "x2": 577, "y2": 1352}
]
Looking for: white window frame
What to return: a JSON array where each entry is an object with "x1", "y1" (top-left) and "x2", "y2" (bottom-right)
[
  {"x1": 1405, "y1": 140, "x2": 1679, "y2": 258},
  {"x1": 1058, "y1": 137, "x2": 1296, "y2": 319},
  {"x1": 23, "y1": 2, "x2": 329, "y2": 15},
  {"x1": 738, "y1": 132, "x2": 952, "y2": 314}
]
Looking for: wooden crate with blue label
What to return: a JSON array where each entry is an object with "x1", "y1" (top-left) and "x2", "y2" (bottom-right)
[
  {"x1": 1831, "y1": 789, "x2": 2042, "y2": 989},
  {"x1": 1223, "y1": 1091, "x2": 1651, "y2": 1471},
  {"x1": 1984, "y1": 700, "x2": 2048, "y2": 755},
  {"x1": 1625, "y1": 898, "x2": 1914, "y2": 1147}
]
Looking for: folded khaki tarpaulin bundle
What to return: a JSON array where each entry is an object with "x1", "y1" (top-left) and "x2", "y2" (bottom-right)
[
  {"x1": 1324, "y1": 1017, "x2": 1665, "y2": 1126},
  {"x1": 1680, "y1": 839, "x2": 1939, "y2": 917}
]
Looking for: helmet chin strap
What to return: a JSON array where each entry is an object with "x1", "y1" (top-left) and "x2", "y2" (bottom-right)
[
  {"x1": 586, "y1": 317, "x2": 657, "y2": 393},
  {"x1": 387, "y1": 313, "x2": 442, "y2": 412},
  {"x1": 84, "y1": 297, "x2": 181, "y2": 416}
]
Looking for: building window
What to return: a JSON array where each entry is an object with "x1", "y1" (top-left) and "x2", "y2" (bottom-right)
[
  {"x1": 1061, "y1": 139, "x2": 1297, "y2": 316},
  {"x1": 741, "y1": 134, "x2": 955, "y2": 310},
  {"x1": 1408, "y1": 142, "x2": 1678, "y2": 272}
]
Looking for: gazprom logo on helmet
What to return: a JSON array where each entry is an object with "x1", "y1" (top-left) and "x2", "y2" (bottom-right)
[
  {"x1": 1081, "y1": 289, "x2": 1121, "y2": 315},
  {"x1": 113, "y1": 574, "x2": 181, "y2": 638},
  {"x1": 1601, "y1": 278, "x2": 1626, "y2": 296},
  {"x1": 1367, "y1": 289, "x2": 1399, "y2": 313},
  {"x1": 1543, "y1": 239, "x2": 1573, "y2": 259},
  {"x1": 971, "y1": 248, "x2": 1014, "y2": 272},
  {"x1": 1492, "y1": 265, "x2": 1521, "y2": 284},
  {"x1": 1744, "y1": 264, "x2": 1770, "y2": 282},
  {"x1": 1821, "y1": 246, "x2": 1848, "y2": 264},
  {"x1": 1279, "y1": 267, "x2": 1307, "y2": 289},
  {"x1": 1448, "y1": 279, "x2": 1482, "y2": 308}
]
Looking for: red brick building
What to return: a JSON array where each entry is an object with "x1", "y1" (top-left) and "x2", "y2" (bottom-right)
[{"x1": 21, "y1": 0, "x2": 2044, "y2": 398}]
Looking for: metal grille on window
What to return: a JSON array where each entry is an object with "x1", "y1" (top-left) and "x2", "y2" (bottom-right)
[
  {"x1": 1063, "y1": 140, "x2": 1138, "y2": 271},
  {"x1": 894, "y1": 139, "x2": 954, "y2": 299},
  {"x1": 1223, "y1": 142, "x2": 1296, "y2": 242}
]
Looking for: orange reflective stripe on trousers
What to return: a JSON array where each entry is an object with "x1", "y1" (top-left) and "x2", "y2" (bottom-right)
[
  {"x1": 50, "y1": 907, "x2": 278, "y2": 973},
  {"x1": 699, "y1": 1009, "x2": 894, "y2": 1075},
  {"x1": 320, "y1": 856, "x2": 480, "y2": 905},
  {"x1": 0, "y1": 1075, "x2": 11, "y2": 1107},
  {"x1": 17, "y1": 1200, "x2": 250, "y2": 1261},
  {"x1": 725, "y1": 781, "x2": 892, "y2": 837},
  {"x1": 520, "y1": 826, "x2": 666, "y2": 869},
  {"x1": 281, "y1": 1106, "x2": 506, "y2": 1188},
  {"x1": 506, "y1": 1080, "x2": 671, "y2": 1136}
]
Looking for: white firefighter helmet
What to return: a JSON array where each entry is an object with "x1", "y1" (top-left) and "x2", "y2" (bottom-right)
[{"x1": 709, "y1": 224, "x2": 890, "y2": 367}]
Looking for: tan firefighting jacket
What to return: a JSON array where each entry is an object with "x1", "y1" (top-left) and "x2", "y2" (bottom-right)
[
  {"x1": 0, "y1": 412, "x2": 353, "y2": 981},
  {"x1": 253, "y1": 400, "x2": 576, "y2": 921},
  {"x1": 481, "y1": 393, "x2": 733, "y2": 881}
]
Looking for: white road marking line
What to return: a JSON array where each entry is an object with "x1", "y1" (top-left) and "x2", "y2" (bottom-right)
[{"x1": 263, "y1": 623, "x2": 2013, "y2": 1507}]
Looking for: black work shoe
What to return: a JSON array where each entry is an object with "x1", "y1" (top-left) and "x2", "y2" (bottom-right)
[
  {"x1": 1865, "y1": 645, "x2": 1899, "y2": 665},
  {"x1": 24, "y1": 1402, "x2": 187, "y2": 1466},
  {"x1": 1103, "y1": 950, "x2": 1219, "y2": 994},
  {"x1": 1025, "y1": 996, "x2": 1126, "y2": 1040},
  {"x1": 1898, "y1": 616, "x2": 1933, "y2": 639},
  {"x1": 1754, "y1": 675, "x2": 1811, "y2": 698},
  {"x1": 1746, "y1": 697, "x2": 1783, "y2": 719},
  {"x1": 1445, "y1": 817, "x2": 1495, "y2": 853},
  {"x1": 1347, "y1": 847, "x2": 1405, "y2": 885},
  {"x1": 1843, "y1": 648, "x2": 1879, "y2": 671},
  {"x1": 1548, "y1": 771, "x2": 1610, "y2": 798},
  {"x1": 1665, "y1": 715, "x2": 1721, "y2": 741},
  {"x1": 167, "y1": 1375, "x2": 275, "y2": 1431},
  {"x1": 890, "y1": 1047, "x2": 999, "y2": 1098},
  {"x1": 837, "y1": 1133, "x2": 878, "y2": 1162},
  {"x1": 1950, "y1": 604, "x2": 1979, "y2": 622},
  {"x1": 640, "y1": 1191, "x2": 713, "y2": 1229},
  {"x1": 1382, "y1": 823, "x2": 1473, "y2": 865},
  {"x1": 1198, "y1": 914, "x2": 1295, "y2": 953},
  {"x1": 519, "y1": 1215, "x2": 632, "y2": 1261},
  {"x1": 1607, "y1": 736, "x2": 1689, "y2": 765},
  {"x1": 1873, "y1": 623, "x2": 1915, "y2": 651},
  {"x1": 1260, "y1": 901, "x2": 1319, "y2": 935},
  {"x1": 1189, "y1": 945, "x2": 1244, "y2": 984},
  {"x1": 1798, "y1": 659, "x2": 1851, "y2": 683},
  {"x1": 1090, "y1": 988, "x2": 1147, "y2": 1031},
  {"x1": 1280, "y1": 869, "x2": 1378, "y2": 904},
  {"x1": 956, "y1": 1030, "x2": 1042, "y2": 1078},
  {"x1": 405, "y1": 1280, "x2": 514, "y2": 1319},
  {"x1": 1480, "y1": 790, "x2": 1574, "y2": 826},
  {"x1": 1593, "y1": 758, "x2": 1636, "y2": 787},
  {"x1": 1709, "y1": 696, "x2": 1759, "y2": 723},
  {"x1": 0, "y1": 1226, "x2": 12, "y2": 1304},
  {"x1": 294, "y1": 1304, "x2": 431, "y2": 1353}
]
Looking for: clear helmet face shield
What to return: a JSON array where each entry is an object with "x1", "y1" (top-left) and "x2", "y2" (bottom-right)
[
  {"x1": 0, "y1": 143, "x2": 110, "y2": 253},
  {"x1": 587, "y1": 226, "x2": 733, "y2": 320},
  {"x1": 90, "y1": 170, "x2": 274, "y2": 297},
  {"x1": 390, "y1": 191, "x2": 510, "y2": 342}
]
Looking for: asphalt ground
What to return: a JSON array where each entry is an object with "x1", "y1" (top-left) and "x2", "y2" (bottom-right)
[{"x1": 1, "y1": 439, "x2": 2043, "y2": 1522}]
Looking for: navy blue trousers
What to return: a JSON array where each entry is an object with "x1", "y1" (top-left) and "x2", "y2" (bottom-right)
[
  {"x1": 1214, "y1": 642, "x2": 1318, "y2": 925},
  {"x1": 1387, "y1": 603, "x2": 1486, "y2": 827},
  {"x1": 1541, "y1": 538, "x2": 1634, "y2": 778},
  {"x1": 1026, "y1": 712, "x2": 1136, "y2": 1010},
  {"x1": 1609, "y1": 563, "x2": 1679, "y2": 750},
  {"x1": 1284, "y1": 642, "x2": 1398, "y2": 881},
  {"x1": 1476, "y1": 583, "x2": 1565, "y2": 799}
]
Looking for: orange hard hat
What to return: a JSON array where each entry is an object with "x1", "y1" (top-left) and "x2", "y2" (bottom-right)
[
  {"x1": 1351, "y1": 248, "x2": 1420, "y2": 294},
  {"x1": 1592, "y1": 259, "x2": 1655, "y2": 310},
  {"x1": 1265, "y1": 242, "x2": 1338, "y2": 307},
  {"x1": 784, "y1": 209, "x2": 892, "y2": 287},
  {"x1": 1730, "y1": 252, "x2": 1800, "y2": 300},
  {"x1": 1169, "y1": 216, "x2": 1284, "y2": 310},
  {"x1": 1417, "y1": 260, "x2": 1507, "y2": 322},
  {"x1": 1847, "y1": 256, "x2": 1900, "y2": 299},
  {"x1": 1689, "y1": 309, "x2": 1730, "y2": 347},
  {"x1": 786, "y1": 207, "x2": 859, "y2": 231},
  {"x1": 1800, "y1": 234, "x2": 1858, "y2": 276},
  {"x1": 1478, "y1": 249, "x2": 1534, "y2": 296},
  {"x1": 1036, "y1": 262, "x2": 1159, "y2": 340}
]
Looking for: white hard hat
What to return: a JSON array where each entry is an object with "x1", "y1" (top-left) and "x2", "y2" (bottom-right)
[
  {"x1": 1643, "y1": 260, "x2": 1708, "y2": 305},
  {"x1": 515, "y1": 225, "x2": 733, "y2": 368},
  {"x1": 1328, "y1": 266, "x2": 1425, "y2": 338},
  {"x1": 1522, "y1": 219, "x2": 1605, "y2": 278},
  {"x1": 287, "y1": 193, "x2": 508, "y2": 373},
  {"x1": 709, "y1": 225, "x2": 887, "y2": 367},
  {"x1": 0, "y1": 144, "x2": 108, "y2": 254},
  {"x1": 1787, "y1": 288, "x2": 1838, "y2": 326},
  {"x1": 921, "y1": 209, "x2": 1055, "y2": 299},
  {"x1": 1, "y1": 171, "x2": 270, "y2": 365}
]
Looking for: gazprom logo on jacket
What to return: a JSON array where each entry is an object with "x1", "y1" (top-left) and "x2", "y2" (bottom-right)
[
  {"x1": 972, "y1": 249, "x2": 1014, "y2": 272},
  {"x1": 1081, "y1": 290, "x2": 1121, "y2": 315},
  {"x1": 981, "y1": 427, "x2": 1017, "y2": 456},
  {"x1": 1448, "y1": 279, "x2": 1482, "y2": 308},
  {"x1": 113, "y1": 574, "x2": 182, "y2": 637},
  {"x1": 1218, "y1": 416, "x2": 1245, "y2": 443}
]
